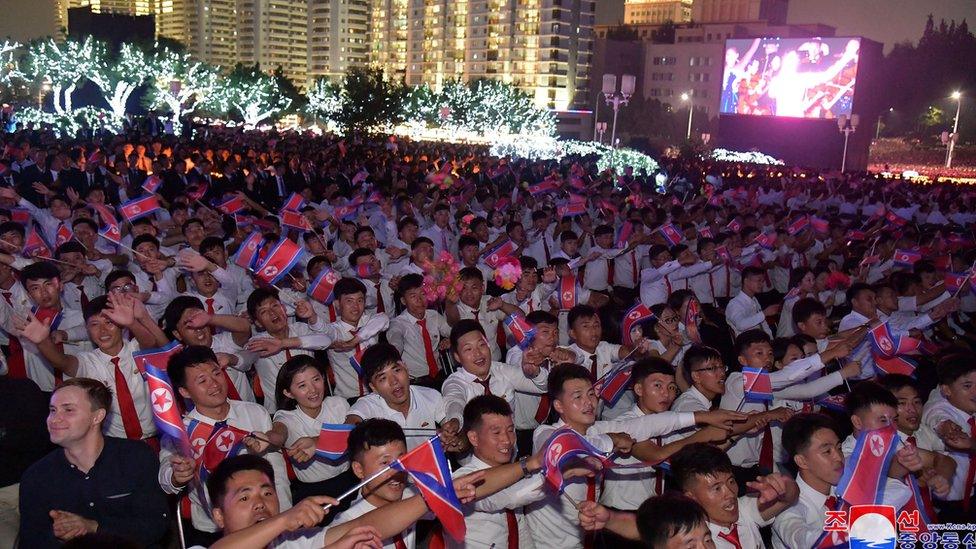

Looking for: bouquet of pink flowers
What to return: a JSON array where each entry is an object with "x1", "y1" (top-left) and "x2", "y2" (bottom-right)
[
  {"x1": 421, "y1": 251, "x2": 463, "y2": 305},
  {"x1": 459, "y1": 213, "x2": 477, "y2": 235},
  {"x1": 494, "y1": 256, "x2": 522, "y2": 291},
  {"x1": 825, "y1": 271, "x2": 852, "y2": 291}
]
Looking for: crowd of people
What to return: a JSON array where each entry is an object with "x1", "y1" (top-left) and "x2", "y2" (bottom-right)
[{"x1": 0, "y1": 125, "x2": 975, "y2": 549}]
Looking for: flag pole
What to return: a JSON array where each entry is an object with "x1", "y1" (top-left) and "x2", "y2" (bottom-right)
[
  {"x1": 175, "y1": 495, "x2": 188, "y2": 549},
  {"x1": 322, "y1": 463, "x2": 395, "y2": 511}
]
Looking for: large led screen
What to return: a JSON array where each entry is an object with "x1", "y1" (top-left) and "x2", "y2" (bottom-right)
[{"x1": 720, "y1": 37, "x2": 861, "y2": 119}]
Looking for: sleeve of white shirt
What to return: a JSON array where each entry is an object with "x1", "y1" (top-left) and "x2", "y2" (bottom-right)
[
  {"x1": 495, "y1": 362, "x2": 547, "y2": 394},
  {"x1": 774, "y1": 371, "x2": 844, "y2": 401},
  {"x1": 770, "y1": 355, "x2": 826, "y2": 388},
  {"x1": 386, "y1": 318, "x2": 407, "y2": 351},
  {"x1": 210, "y1": 266, "x2": 241, "y2": 298},
  {"x1": 670, "y1": 261, "x2": 713, "y2": 282},
  {"x1": 469, "y1": 474, "x2": 546, "y2": 513},
  {"x1": 356, "y1": 313, "x2": 390, "y2": 341},
  {"x1": 592, "y1": 411, "x2": 697, "y2": 441},
  {"x1": 773, "y1": 503, "x2": 824, "y2": 549},
  {"x1": 726, "y1": 297, "x2": 765, "y2": 334},
  {"x1": 441, "y1": 376, "x2": 469, "y2": 424}
]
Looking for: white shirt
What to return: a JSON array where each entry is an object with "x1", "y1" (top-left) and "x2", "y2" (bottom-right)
[
  {"x1": 921, "y1": 397, "x2": 975, "y2": 501},
  {"x1": 725, "y1": 291, "x2": 771, "y2": 337},
  {"x1": 566, "y1": 341, "x2": 632, "y2": 420},
  {"x1": 251, "y1": 322, "x2": 338, "y2": 412},
  {"x1": 158, "y1": 400, "x2": 292, "y2": 532},
  {"x1": 706, "y1": 497, "x2": 771, "y2": 549},
  {"x1": 272, "y1": 397, "x2": 351, "y2": 483},
  {"x1": 387, "y1": 310, "x2": 451, "y2": 379},
  {"x1": 348, "y1": 386, "x2": 447, "y2": 450},
  {"x1": 772, "y1": 475, "x2": 841, "y2": 549},
  {"x1": 455, "y1": 297, "x2": 507, "y2": 362},
  {"x1": 75, "y1": 339, "x2": 157, "y2": 439},
  {"x1": 3, "y1": 306, "x2": 89, "y2": 392},
  {"x1": 442, "y1": 361, "x2": 548, "y2": 426},
  {"x1": 420, "y1": 224, "x2": 457, "y2": 257},
  {"x1": 639, "y1": 261, "x2": 682, "y2": 307},
  {"x1": 450, "y1": 455, "x2": 545, "y2": 549},
  {"x1": 326, "y1": 313, "x2": 389, "y2": 399},
  {"x1": 332, "y1": 494, "x2": 419, "y2": 549},
  {"x1": 599, "y1": 404, "x2": 669, "y2": 510}
]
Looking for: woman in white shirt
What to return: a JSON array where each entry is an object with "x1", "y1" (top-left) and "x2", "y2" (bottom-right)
[{"x1": 268, "y1": 355, "x2": 356, "y2": 512}]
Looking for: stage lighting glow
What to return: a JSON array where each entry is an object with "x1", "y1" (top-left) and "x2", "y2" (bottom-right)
[{"x1": 720, "y1": 37, "x2": 861, "y2": 120}]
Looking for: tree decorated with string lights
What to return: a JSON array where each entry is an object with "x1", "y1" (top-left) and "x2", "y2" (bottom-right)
[
  {"x1": 305, "y1": 77, "x2": 343, "y2": 128},
  {"x1": 144, "y1": 46, "x2": 219, "y2": 134},
  {"x1": 83, "y1": 42, "x2": 148, "y2": 124},
  {"x1": 211, "y1": 65, "x2": 291, "y2": 128},
  {"x1": 24, "y1": 38, "x2": 92, "y2": 116}
]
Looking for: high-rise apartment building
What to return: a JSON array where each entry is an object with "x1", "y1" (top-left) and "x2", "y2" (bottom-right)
[
  {"x1": 370, "y1": 0, "x2": 595, "y2": 110},
  {"x1": 623, "y1": 0, "x2": 692, "y2": 26},
  {"x1": 692, "y1": 0, "x2": 788, "y2": 25},
  {"x1": 307, "y1": 0, "x2": 370, "y2": 81}
]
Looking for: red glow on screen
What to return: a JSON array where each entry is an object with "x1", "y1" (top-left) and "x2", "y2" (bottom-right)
[{"x1": 721, "y1": 37, "x2": 861, "y2": 119}]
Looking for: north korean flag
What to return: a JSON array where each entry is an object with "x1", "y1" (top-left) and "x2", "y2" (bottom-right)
[
  {"x1": 945, "y1": 272, "x2": 971, "y2": 293},
  {"x1": 141, "y1": 174, "x2": 162, "y2": 194},
  {"x1": 787, "y1": 216, "x2": 809, "y2": 236},
  {"x1": 528, "y1": 179, "x2": 560, "y2": 197},
  {"x1": 91, "y1": 203, "x2": 121, "y2": 245},
  {"x1": 217, "y1": 194, "x2": 247, "y2": 215},
  {"x1": 331, "y1": 203, "x2": 360, "y2": 222},
  {"x1": 254, "y1": 237, "x2": 305, "y2": 286},
  {"x1": 659, "y1": 223, "x2": 683, "y2": 247},
  {"x1": 145, "y1": 363, "x2": 192, "y2": 456},
  {"x1": 308, "y1": 267, "x2": 340, "y2": 305},
  {"x1": 315, "y1": 423, "x2": 355, "y2": 461},
  {"x1": 725, "y1": 219, "x2": 742, "y2": 233},
  {"x1": 280, "y1": 209, "x2": 312, "y2": 232},
  {"x1": 9, "y1": 209, "x2": 30, "y2": 225},
  {"x1": 23, "y1": 226, "x2": 52, "y2": 259},
  {"x1": 558, "y1": 275, "x2": 579, "y2": 311},
  {"x1": 892, "y1": 249, "x2": 922, "y2": 269},
  {"x1": 234, "y1": 232, "x2": 265, "y2": 271},
  {"x1": 754, "y1": 233, "x2": 777, "y2": 250},
  {"x1": 540, "y1": 428, "x2": 613, "y2": 493},
  {"x1": 593, "y1": 363, "x2": 633, "y2": 407},
  {"x1": 55, "y1": 223, "x2": 73, "y2": 247},
  {"x1": 557, "y1": 198, "x2": 587, "y2": 219},
  {"x1": 390, "y1": 437, "x2": 467, "y2": 542},
  {"x1": 199, "y1": 421, "x2": 250, "y2": 482},
  {"x1": 482, "y1": 238, "x2": 517, "y2": 269},
  {"x1": 119, "y1": 194, "x2": 161, "y2": 222},
  {"x1": 504, "y1": 312, "x2": 536, "y2": 350},
  {"x1": 836, "y1": 425, "x2": 900, "y2": 506},
  {"x1": 132, "y1": 341, "x2": 185, "y2": 375},
  {"x1": 810, "y1": 216, "x2": 830, "y2": 234},
  {"x1": 281, "y1": 192, "x2": 306, "y2": 212},
  {"x1": 615, "y1": 221, "x2": 634, "y2": 247},
  {"x1": 621, "y1": 303, "x2": 655, "y2": 346},
  {"x1": 742, "y1": 367, "x2": 773, "y2": 401},
  {"x1": 699, "y1": 227, "x2": 713, "y2": 239},
  {"x1": 885, "y1": 210, "x2": 908, "y2": 227}
]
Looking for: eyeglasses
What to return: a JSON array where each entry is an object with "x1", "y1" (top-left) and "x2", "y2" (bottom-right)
[
  {"x1": 109, "y1": 283, "x2": 138, "y2": 293},
  {"x1": 692, "y1": 365, "x2": 727, "y2": 374}
]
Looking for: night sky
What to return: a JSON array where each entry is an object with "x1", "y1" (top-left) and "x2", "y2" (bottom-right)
[{"x1": 598, "y1": 0, "x2": 975, "y2": 51}]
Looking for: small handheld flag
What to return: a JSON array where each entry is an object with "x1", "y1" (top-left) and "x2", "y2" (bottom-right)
[
  {"x1": 810, "y1": 217, "x2": 830, "y2": 234},
  {"x1": 892, "y1": 249, "x2": 922, "y2": 269},
  {"x1": 119, "y1": 195, "x2": 161, "y2": 222},
  {"x1": 144, "y1": 363, "x2": 192, "y2": 456},
  {"x1": 504, "y1": 312, "x2": 536, "y2": 350},
  {"x1": 593, "y1": 363, "x2": 634, "y2": 407},
  {"x1": 659, "y1": 223, "x2": 683, "y2": 247},
  {"x1": 23, "y1": 227, "x2": 52, "y2": 259},
  {"x1": 281, "y1": 192, "x2": 307, "y2": 212},
  {"x1": 280, "y1": 209, "x2": 312, "y2": 232},
  {"x1": 216, "y1": 194, "x2": 247, "y2": 215},
  {"x1": 540, "y1": 428, "x2": 613, "y2": 493},
  {"x1": 141, "y1": 174, "x2": 162, "y2": 194},
  {"x1": 55, "y1": 223, "x2": 73, "y2": 247},
  {"x1": 390, "y1": 437, "x2": 467, "y2": 541},
  {"x1": 742, "y1": 367, "x2": 773, "y2": 402},
  {"x1": 199, "y1": 421, "x2": 250, "y2": 482},
  {"x1": 308, "y1": 267, "x2": 340, "y2": 305},
  {"x1": 621, "y1": 303, "x2": 655, "y2": 347},
  {"x1": 787, "y1": 216, "x2": 809, "y2": 236},
  {"x1": 835, "y1": 425, "x2": 900, "y2": 506},
  {"x1": 234, "y1": 232, "x2": 264, "y2": 271},
  {"x1": 557, "y1": 275, "x2": 579, "y2": 311},
  {"x1": 482, "y1": 238, "x2": 517, "y2": 269},
  {"x1": 684, "y1": 298, "x2": 702, "y2": 344},
  {"x1": 254, "y1": 237, "x2": 305, "y2": 286},
  {"x1": 132, "y1": 341, "x2": 185, "y2": 374},
  {"x1": 315, "y1": 423, "x2": 355, "y2": 461}
]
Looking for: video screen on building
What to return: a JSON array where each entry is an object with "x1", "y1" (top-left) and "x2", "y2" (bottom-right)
[{"x1": 720, "y1": 37, "x2": 861, "y2": 119}]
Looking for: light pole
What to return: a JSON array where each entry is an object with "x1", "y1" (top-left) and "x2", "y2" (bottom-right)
[
  {"x1": 592, "y1": 95, "x2": 600, "y2": 142},
  {"x1": 681, "y1": 92, "x2": 693, "y2": 140},
  {"x1": 595, "y1": 122, "x2": 607, "y2": 144},
  {"x1": 947, "y1": 91, "x2": 962, "y2": 168},
  {"x1": 37, "y1": 77, "x2": 51, "y2": 109},
  {"x1": 876, "y1": 107, "x2": 892, "y2": 140},
  {"x1": 602, "y1": 73, "x2": 635, "y2": 151},
  {"x1": 837, "y1": 114, "x2": 859, "y2": 173}
]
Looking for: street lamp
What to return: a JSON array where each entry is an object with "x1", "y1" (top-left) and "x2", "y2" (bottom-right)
[
  {"x1": 946, "y1": 91, "x2": 962, "y2": 168},
  {"x1": 837, "y1": 114, "x2": 859, "y2": 173},
  {"x1": 595, "y1": 122, "x2": 607, "y2": 144},
  {"x1": 876, "y1": 107, "x2": 893, "y2": 140},
  {"x1": 602, "y1": 73, "x2": 635, "y2": 150},
  {"x1": 681, "y1": 92, "x2": 693, "y2": 140}
]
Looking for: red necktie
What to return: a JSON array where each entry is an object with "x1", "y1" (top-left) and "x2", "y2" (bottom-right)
[
  {"x1": 542, "y1": 237, "x2": 551, "y2": 263},
  {"x1": 474, "y1": 375, "x2": 492, "y2": 395},
  {"x1": 206, "y1": 298, "x2": 216, "y2": 334},
  {"x1": 1, "y1": 291, "x2": 26, "y2": 379},
  {"x1": 79, "y1": 285, "x2": 89, "y2": 309},
  {"x1": 534, "y1": 393, "x2": 551, "y2": 424},
  {"x1": 606, "y1": 258, "x2": 615, "y2": 287},
  {"x1": 824, "y1": 495, "x2": 837, "y2": 509},
  {"x1": 374, "y1": 282, "x2": 385, "y2": 314},
  {"x1": 583, "y1": 477, "x2": 597, "y2": 549},
  {"x1": 589, "y1": 354, "x2": 598, "y2": 379},
  {"x1": 417, "y1": 318, "x2": 439, "y2": 378},
  {"x1": 718, "y1": 524, "x2": 742, "y2": 549},
  {"x1": 965, "y1": 418, "x2": 976, "y2": 512},
  {"x1": 631, "y1": 251, "x2": 638, "y2": 285},
  {"x1": 351, "y1": 329, "x2": 365, "y2": 395},
  {"x1": 393, "y1": 533, "x2": 407, "y2": 549},
  {"x1": 112, "y1": 357, "x2": 143, "y2": 440},
  {"x1": 654, "y1": 436, "x2": 665, "y2": 494},
  {"x1": 223, "y1": 368, "x2": 241, "y2": 401},
  {"x1": 506, "y1": 509, "x2": 519, "y2": 549},
  {"x1": 759, "y1": 403, "x2": 774, "y2": 471},
  {"x1": 150, "y1": 277, "x2": 158, "y2": 292}
]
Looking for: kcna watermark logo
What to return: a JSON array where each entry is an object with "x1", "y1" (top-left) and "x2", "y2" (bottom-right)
[{"x1": 823, "y1": 505, "x2": 976, "y2": 548}]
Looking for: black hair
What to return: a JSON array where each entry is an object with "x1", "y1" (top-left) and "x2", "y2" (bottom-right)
[
  {"x1": 361, "y1": 343, "x2": 402, "y2": 383},
  {"x1": 411, "y1": 236, "x2": 434, "y2": 249},
  {"x1": 845, "y1": 381, "x2": 898, "y2": 417},
  {"x1": 82, "y1": 294, "x2": 111, "y2": 322},
  {"x1": 199, "y1": 236, "x2": 225, "y2": 256},
  {"x1": 274, "y1": 355, "x2": 329, "y2": 411},
  {"x1": 781, "y1": 413, "x2": 839, "y2": 474},
  {"x1": 347, "y1": 418, "x2": 407, "y2": 463},
  {"x1": 72, "y1": 217, "x2": 98, "y2": 232},
  {"x1": 163, "y1": 295, "x2": 206, "y2": 339},
  {"x1": 334, "y1": 277, "x2": 367, "y2": 300},
  {"x1": 636, "y1": 494, "x2": 709, "y2": 549},
  {"x1": 131, "y1": 234, "x2": 161, "y2": 251},
  {"x1": 347, "y1": 248, "x2": 375, "y2": 270},
  {"x1": 458, "y1": 266, "x2": 484, "y2": 283},
  {"x1": 167, "y1": 345, "x2": 220, "y2": 390},
  {"x1": 735, "y1": 329, "x2": 772, "y2": 358},
  {"x1": 463, "y1": 395, "x2": 513, "y2": 433},
  {"x1": 207, "y1": 454, "x2": 276, "y2": 508},
  {"x1": 741, "y1": 266, "x2": 765, "y2": 281},
  {"x1": 395, "y1": 273, "x2": 424, "y2": 302},
  {"x1": 547, "y1": 362, "x2": 593, "y2": 400},
  {"x1": 450, "y1": 319, "x2": 486, "y2": 352},
  {"x1": 519, "y1": 255, "x2": 539, "y2": 271},
  {"x1": 631, "y1": 357, "x2": 675, "y2": 385},
  {"x1": 246, "y1": 287, "x2": 280, "y2": 320},
  {"x1": 879, "y1": 373, "x2": 920, "y2": 396},
  {"x1": 846, "y1": 282, "x2": 874, "y2": 304},
  {"x1": 937, "y1": 353, "x2": 976, "y2": 386},
  {"x1": 104, "y1": 270, "x2": 136, "y2": 291},
  {"x1": 671, "y1": 442, "x2": 734, "y2": 491},
  {"x1": 458, "y1": 235, "x2": 479, "y2": 251},
  {"x1": 525, "y1": 310, "x2": 557, "y2": 326},
  {"x1": 0, "y1": 221, "x2": 24, "y2": 238},
  {"x1": 681, "y1": 345, "x2": 723, "y2": 385},
  {"x1": 793, "y1": 297, "x2": 827, "y2": 325},
  {"x1": 567, "y1": 304, "x2": 598, "y2": 329},
  {"x1": 20, "y1": 261, "x2": 61, "y2": 283}
]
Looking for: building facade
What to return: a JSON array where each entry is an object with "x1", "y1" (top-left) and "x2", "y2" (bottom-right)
[
  {"x1": 370, "y1": 0, "x2": 595, "y2": 110},
  {"x1": 307, "y1": 0, "x2": 370, "y2": 81},
  {"x1": 623, "y1": 0, "x2": 692, "y2": 26}
]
